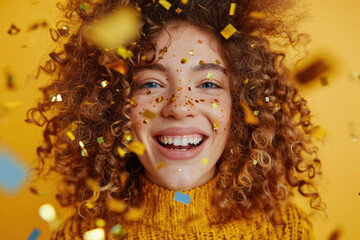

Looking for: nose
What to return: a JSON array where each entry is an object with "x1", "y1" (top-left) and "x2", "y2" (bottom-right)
[{"x1": 161, "y1": 89, "x2": 198, "y2": 120}]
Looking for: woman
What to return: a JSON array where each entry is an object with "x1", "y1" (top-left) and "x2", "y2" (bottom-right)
[{"x1": 27, "y1": 0, "x2": 323, "y2": 239}]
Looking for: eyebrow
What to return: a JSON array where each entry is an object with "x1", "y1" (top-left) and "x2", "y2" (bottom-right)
[{"x1": 135, "y1": 62, "x2": 227, "y2": 74}]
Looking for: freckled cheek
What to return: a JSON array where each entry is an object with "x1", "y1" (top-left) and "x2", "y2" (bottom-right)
[{"x1": 130, "y1": 95, "x2": 163, "y2": 128}]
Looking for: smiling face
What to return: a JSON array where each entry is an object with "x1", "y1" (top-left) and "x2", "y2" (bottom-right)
[{"x1": 130, "y1": 22, "x2": 232, "y2": 190}]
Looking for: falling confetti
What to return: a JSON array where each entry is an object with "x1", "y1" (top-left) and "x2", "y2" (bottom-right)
[
  {"x1": 265, "y1": 97, "x2": 270, "y2": 102},
  {"x1": 240, "y1": 102, "x2": 259, "y2": 125},
  {"x1": 96, "y1": 219, "x2": 106, "y2": 228},
  {"x1": 110, "y1": 59, "x2": 129, "y2": 75},
  {"x1": 66, "y1": 132, "x2": 76, "y2": 141},
  {"x1": 174, "y1": 191, "x2": 191, "y2": 205},
  {"x1": 213, "y1": 118, "x2": 219, "y2": 130},
  {"x1": 0, "y1": 151, "x2": 26, "y2": 194},
  {"x1": 125, "y1": 208, "x2": 144, "y2": 221},
  {"x1": 117, "y1": 147, "x2": 126, "y2": 158},
  {"x1": 117, "y1": 46, "x2": 133, "y2": 59},
  {"x1": 143, "y1": 109, "x2": 157, "y2": 119},
  {"x1": 97, "y1": 137, "x2": 104, "y2": 144},
  {"x1": 7, "y1": 24, "x2": 20, "y2": 35},
  {"x1": 4, "y1": 68, "x2": 15, "y2": 89},
  {"x1": 39, "y1": 204, "x2": 57, "y2": 222},
  {"x1": 253, "y1": 110, "x2": 259, "y2": 116},
  {"x1": 211, "y1": 103, "x2": 218, "y2": 109},
  {"x1": 175, "y1": 8, "x2": 182, "y2": 13},
  {"x1": 320, "y1": 76, "x2": 328, "y2": 86},
  {"x1": 243, "y1": 78, "x2": 249, "y2": 84},
  {"x1": 108, "y1": 199, "x2": 127, "y2": 212},
  {"x1": 206, "y1": 72, "x2": 214, "y2": 80},
  {"x1": 27, "y1": 20, "x2": 48, "y2": 31},
  {"x1": 126, "y1": 141, "x2": 145, "y2": 156},
  {"x1": 27, "y1": 228, "x2": 41, "y2": 240},
  {"x1": 249, "y1": 11, "x2": 266, "y2": 19},
  {"x1": 181, "y1": 0, "x2": 188, "y2": 4},
  {"x1": 253, "y1": 160, "x2": 258, "y2": 165},
  {"x1": 201, "y1": 158, "x2": 209, "y2": 165},
  {"x1": 79, "y1": 3, "x2": 89, "y2": 11},
  {"x1": 84, "y1": 228, "x2": 105, "y2": 240},
  {"x1": 220, "y1": 24, "x2": 237, "y2": 39},
  {"x1": 156, "y1": 96, "x2": 163, "y2": 103},
  {"x1": 311, "y1": 126, "x2": 326, "y2": 141},
  {"x1": 110, "y1": 224, "x2": 127, "y2": 239},
  {"x1": 156, "y1": 162, "x2": 166, "y2": 170},
  {"x1": 159, "y1": 0, "x2": 172, "y2": 10},
  {"x1": 101, "y1": 80, "x2": 109, "y2": 87},
  {"x1": 181, "y1": 57, "x2": 189, "y2": 64},
  {"x1": 295, "y1": 59, "x2": 330, "y2": 84},
  {"x1": 229, "y1": 3, "x2": 236, "y2": 15}
]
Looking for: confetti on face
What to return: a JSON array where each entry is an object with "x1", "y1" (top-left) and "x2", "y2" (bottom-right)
[
  {"x1": 253, "y1": 160, "x2": 258, "y2": 165},
  {"x1": 215, "y1": 59, "x2": 221, "y2": 65},
  {"x1": 0, "y1": 151, "x2": 26, "y2": 194},
  {"x1": 177, "y1": 87, "x2": 183, "y2": 91},
  {"x1": 188, "y1": 87, "x2": 191, "y2": 91},
  {"x1": 79, "y1": 3, "x2": 89, "y2": 11},
  {"x1": 39, "y1": 203, "x2": 57, "y2": 222},
  {"x1": 169, "y1": 94, "x2": 176, "y2": 104},
  {"x1": 96, "y1": 219, "x2": 106, "y2": 228},
  {"x1": 156, "y1": 96, "x2": 163, "y2": 103},
  {"x1": 108, "y1": 198, "x2": 127, "y2": 212},
  {"x1": 206, "y1": 72, "x2": 214, "y2": 80},
  {"x1": 126, "y1": 141, "x2": 145, "y2": 156},
  {"x1": 220, "y1": 24, "x2": 237, "y2": 39},
  {"x1": 156, "y1": 162, "x2": 166, "y2": 171},
  {"x1": 265, "y1": 97, "x2": 270, "y2": 102},
  {"x1": 181, "y1": 57, "x2": 189, "y2": 64},
  {"x1": 84, "y1": 228, "x2": 105, "y2": 240},
  {"x1": 211, "y1": 103, "x2": 218, "y2": 109},
  {"x1": 101, "y1": 80, "x2": 109, "y2": 88},
  {"x1": 188, "y1": 50, "x2": 194, "y2": 55},
  {"x1": 197, "y1": 39, "x2": 203, "y2": 44},
  {"x1": 240, "y1": 102, "x2": 259, "y2": 125},
  {"x1": 143, "y1": 109, "x2": 157, "y2": 119},
  {"x1": 249, "y1": 11, "x2": 266, "y2": 19},
  {"x1": 174, "y1": 191, "x2": 191, "y2": 205},
  {"x1": 143, "y1": 119, "x2": 149, "y2": 124},
  {"x1": 97, "y1": 136, "x2": 104, "y2": 144},
  {"x1": 110, "y1": 59, "x2": 129, "y2": 75},
  {"x1": 175, "y1": 8, "x2": 182, "y2": 13},
  {"x1": 130, "y1": 97, "x2": 138, "y2": 107},
  {"x1": 159, "y1": 0, "x2": 172, "y2": 10},
  {"x1": 7, "y1": 24, "x2": 20, "y2": 35},
  {"x1": 229, "y1": 3, "x2": 236, "y2": 15},
  {"x1": 213, "y1": 118, "x2": 219, "y2": 130},
  {"x1": 125, "y1": 208, "x2": 144, "y2": 221},
  {"x1": 199, "y1": 60, "x2": 205, "y2": 65},
  {"x1": 27, "y1": 228, "x2": 41, "y2": 240},
  {"x1": 117, "y1": 147, "x2": 126, "y2": 158},
  {"x1": 160, "y1": 47, "x2": 167, "y2": 53},
  {"x1": 201, "y1": 158, "x2": 209, "y2": 165},
  {"x1": 110, "y1": 224, "x2": 127, "y2": 238}
]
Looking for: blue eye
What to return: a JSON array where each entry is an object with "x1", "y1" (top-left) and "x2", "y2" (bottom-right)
[
  {"x1": 200, "y1": 82, "x2": 218, "y2": 88},
  {"x1": 144, "y1": 82, "x2": 161, "y2": 88}
]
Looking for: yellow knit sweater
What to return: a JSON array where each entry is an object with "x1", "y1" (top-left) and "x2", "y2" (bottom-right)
[{"x1": 52, "y1": 175, "x2": 314, "y2": 239}]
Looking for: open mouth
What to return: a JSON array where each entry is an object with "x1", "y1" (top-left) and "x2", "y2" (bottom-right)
[{"x1": 156, "y1": 135, "x2": 206, "y2": 151}]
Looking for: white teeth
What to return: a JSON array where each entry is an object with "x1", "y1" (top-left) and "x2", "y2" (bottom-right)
[
  {"x1": 168, "y1": 138, "x2": 173, "y2": 144},
  {"x1": 180, "y1": 138, "x2": 188, "y2": 146},
  {"x1": 173, "y1": 138, "x2": 181, "y2": 146},
  {"x1": 189, "y1": 138, "x2": 194, "y2": 144}
]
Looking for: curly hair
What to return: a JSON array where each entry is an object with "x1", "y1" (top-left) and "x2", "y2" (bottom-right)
[{"x1": 27, "y1": 0, "x2": 324, "y2": 225}]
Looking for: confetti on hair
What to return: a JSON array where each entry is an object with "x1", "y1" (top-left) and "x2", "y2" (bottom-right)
[
  {"x1": 220, "y1": 24, "x2": 237, "y2": 39},
  {"x1": 79, "y1": 3, "x2": 89, "y2": 11},
  {"x1": 117, "y1": 147, "x2": 126, "y2": 158},
  {"x1": 130, "y1": 97, "x2": 138, "y2": 107},
  {"x1": 181, "y1": 57, "x2": 189, "y2": 64},
  {"x1": 175, "y1": 8, "x2": 182, "y2": 13},
  {"x1": 188, "y1": 50, "x2": 194, "y2": 56},
  {"x1": 66, "y1": 132, "x2": 75, "y2": 141},
  {"x1": 199, "y1": 60, "x2": 205, "y2": 65},
  {"x1": 249, "y1": 11, "x2": 266, "y2": 19},
  {"x1": 156, "y1": 162, "x2": 166, "y2": 171},
  {"x1": 110, "y1": 224, "x2": 127, "y2": 239},
  {"x1": 108, "y1": 199, "x2": 127, "y2": 212},
  {"x1": 117, "y1": 46, "x2": 133, "y2": 59},
  {"x1": 97, "y1": 136, "x2": 104, "y2": 144},
  {"x1": 253, "y1": 110, "x2": 259, "y2": 116},
  {"x1": 39, "y1": 203, "x2": 57, "y2": 222},
  {"x1": 143, "y1": 109, "x2": 157, "y2": 119},
  {"x1": 250, "y1": 44, "x2": 256, "y2": 48},
  {"x1": 84, "y1": 228, "x2": 105, "y2": 240},
  {"x1": 206, "y1": 72, "x2": 214, "y2": 80},
  {"x1": 141, "y1": 55, "x2": 147, "y2": 61},
  {"x1": 156, "y1": 96, "x2": 163, "y2": 103},
  {"x1": 125, "y1": 208, "x2": 144, "y2": 221},
  {"x1": 101, "y1": 80, "x2": 109, "y2": 87},
  {"x1": 122, "y1": 132, "x2": 132, "y2": 142},
  {"x1": 197, "y1": 4, "x2": 207, "y2": 11},
  {"x1": 240, "y1": 102, "x2": 259, "y2": 125},
  {"x1": 7, "y1": 24, "x2": 20, "y2": 35},
  {"x1": 243, "y1": 78, "x2": 249, "y2": 84},
  {"x1": 174, "y1": 191, "x2": 191, "y2": 205},
  {"x1": 159, "y1": 0, "x2": 172, "y2": 10},
  {"x1": 229, "y1": 3, "x2": 236, "y2": 15},
  {"x1": 311, "y1": 126, "x2": 326, "y2": 140},
  {"x1": 213, "y1": 118, "x2": 219, "y2": 130},
  {"x1": 126, "y1": 141, "x2": 145, "y2": 156},
  {"x1": 27, "y1": 228, "x2": 41, "y2": 240},
  {"x1": 201, "y1": 158, "x2": 209, "y2": 165},
  {"x1": 85, "y1": 201, "x2": 95, "y2": 209},
  {"x1": 53, "y1": 94, "x2": 62, "y2": 102},
  {"x1": 265, "y1": 97, "x2": 270, "y2": 102},
  {"x1": 81, "y1": 149, "x2": 89, "y2": 157},
  {"x1": 96, "y1": 219, "x2": 106, "y2": 228},
  {"x1": 181, "y1": 0, "x2": 188, "y2": 4},
  {"x1": 211, "y1": 102, "x2": 218, "y2": 109},
  {"x1": 88, "y1": 7, "x2": 140, "y2": 49},
  {"x1": 110, "y1": 59, "x2": 129, "y2": 75},
  {"x1": 253, "y1": 160, "x2": 258, "y2": 165}
]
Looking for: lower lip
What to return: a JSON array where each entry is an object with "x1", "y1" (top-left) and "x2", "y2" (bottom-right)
[{"x1": 153, "y1": 137, "x2": 207, "y2": 160}]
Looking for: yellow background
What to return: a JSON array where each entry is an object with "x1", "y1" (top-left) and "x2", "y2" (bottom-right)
[{"x1": 0, "y1": 0, "x2": 359, "y2": 239}]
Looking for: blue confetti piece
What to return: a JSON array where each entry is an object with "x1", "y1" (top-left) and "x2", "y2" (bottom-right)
[
  {"x1": 27, "y1": 228, "x2": 41, "y2": 240},
  {"x1": 174, "y1": 191, "x2": 191, "y2": 205},
  {"x1": 0, "y1": 150, "x2": 26, "y2": 194}
]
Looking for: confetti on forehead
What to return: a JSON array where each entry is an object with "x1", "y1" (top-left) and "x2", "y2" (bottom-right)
[
  {"x1": 220, "y1": 24, "x2": 237, "y2": 39},
  {"x1": 159, "y1": 0, "x2": 172, "y2": 10},
  {"x1": 174, "y1": 191, "x2": 191, "y2": 205},
  {"x1": 27, "y1": 20, "x2": 48, "y2": 31},
  {"x1": 84, "y1": 228, "x2": 105, "y2": 240},
  {"x1": 199, "y1": 60, "x2": 205, "y2": 65},
  {"x1": 229, "y1": 3, "x2": 236, "y2": 15}
]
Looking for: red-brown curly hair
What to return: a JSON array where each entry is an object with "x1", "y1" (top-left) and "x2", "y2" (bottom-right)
[{"x1": 27, "y1": 0, "x2": 324, "y2": 225}]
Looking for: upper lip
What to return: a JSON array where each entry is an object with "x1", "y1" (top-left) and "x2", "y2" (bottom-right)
[{"x1": 153, "y1": 127, "x2": 208, "y2": 137}]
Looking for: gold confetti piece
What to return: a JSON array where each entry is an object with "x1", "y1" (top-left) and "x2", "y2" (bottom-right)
[
  {"x1": 220, "y1": 24, "x2": 237, "y2": 39},
  {"x1": 215, "y1": 59, "x2": 221, "y2": 64},
  {"x1": 188, "y1": 50, "x2": 194, "y2": 55},
  {"x1": 2, "y1": 101, "x2": 22, "y2": 109},
  {"x1": 53, "y1": 94, "x2": 62, "y2": 102},
  {"x1": 253, "y1": 160, "x2": 258, "y2": 165},
  {"x1": 89, "y1": 7, "x2": 140, "y2": 49},
  {"x1": 156, "y1": 96, "x2": 163, "y2": 103},
  {"x1": 7, "y1": 24, "x2": 20, "y2": 35},
  {"x1": 117, "y1": 147, "x2": 126, "y2": 158},
  {"x1": 265, "y1": 97, "x2": 270, "y2": 102},
  {"x1": 143, "y1": 109, "x2": 157, "y2": 119},
  {"x1": 97, "y1": 136, "x2": 104, "y2": 144},
  {"x1": 201, "y1": 158, "x2": 209, "y2": 165},
  {"x1": 181, "y1": 0, "x2": 188, "y2": 4},
  {"x1": 159, "y1": 0, "x2": 172, "y2": 10},
  {"x1": 141, "y1": 55, "x2": 147, "y2": 61},
  {"x1": 243, "y1": 78, "x2": 249, "y2": 84},
  {"x1": 156, "y1": 162, "x2": 166, "y2": 171},
  {"x1": 213, "y1": 118, "x2": 219, "y2": 130},
  {"x1": 253, "y1": 110, "x2": 259, "y2": 116},
  {"x1": 143, "y1": 119, "x2": 149, "y2": 124},
  {"x1": 67, "y1": 132, "x2": 76, "y2": 141},
  {"x1": 109, "y1": 59, "x2": 129, "y2": 75},
  {"x1": 177, "y1": 87, "x2": 183, "y2": 91},
  {"x1": 169, "y1": 94, "x2": 176, "y2": 104},
  {"x1": 206, "y1": 72, "x2": 214, "y2": 80},
  {"x1": 110, "y1": 224, "x2": 127, "y2": 238},
  {"x1": 39, "y1": 204, "x2": 57, "y2": 222},
  {"x1": 122, "y1": 132, "x2": 132, "y2": 142},
  {"x1": 175, "y1": 8, "x2": 182, "y2": 13},
  {"x1": 198, "y1": 4, "x2": 207, "y2": 10},
  {"x1": 311, "y1": 126, "x2": 326, "y2": 140},
  {"x1": 86, "y1": 201, "x2": 95, "y2": 209},
  {"x1": 111, "y1": 101, "x2": 115, "y2": 104},
  {"x1": 249, "y1": 11, "x2": 266, "y2": 19},
  {"x1": 229, "y1": 3, "x2": 236, "y2": 15},
  {"x1": 96, "y1": 219, "x2": 106, "y2": 228},
  {"x1": 125, "y1": 208, "x2": 144, "y2": 221},
  {"x1": 86, "y1": 178, "x2": 99, "y2": 192},
  {"x1": 101, "y1": 80, "x2": 109, "y2": 87},
  {"x1": 84, "y1": 228, "x2": 105, "y2": 240},
  {"x1": 81, "y1": 148, "x2": 89, "y2": 157},
  {"x1": 146, "y1": 89, "x2": 151, "y2": 95},
  {"x1": 199, "y1": 60, "x2": 205, "y2": 65},
  {"x1": 130, "y1": 97, "x2": 138, "y2": 107},
  {"x1": 126, "y1": 141, "x2": 145, "y2": 156},
  {"x1": 240, "y1": 102, "x2": 259, "y2": 125},
  {"x1": 79, "y1": 3, "x2": 89, "y2": 11},
  {"x1": 79, "y1": 141, "x2": 85, "y2": 148},
  {"x1": 160, "y1": 47, "x2": 167, "y2": 53},
  {"x1": 211, "y1": 102, "x2": 218, "y2": 109},
  {"x1": 181, "y1": 57, "x2": 189, "y2": 64},
  {"x1": 250, "y1": 44, "x2": 256, "y2": 48},
  {"x1": 117, "y1": 46, "x2": 133, "y2": 59},
  {"x1": 108, "y1": 199, "x2": 127, "y2": 212}
]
